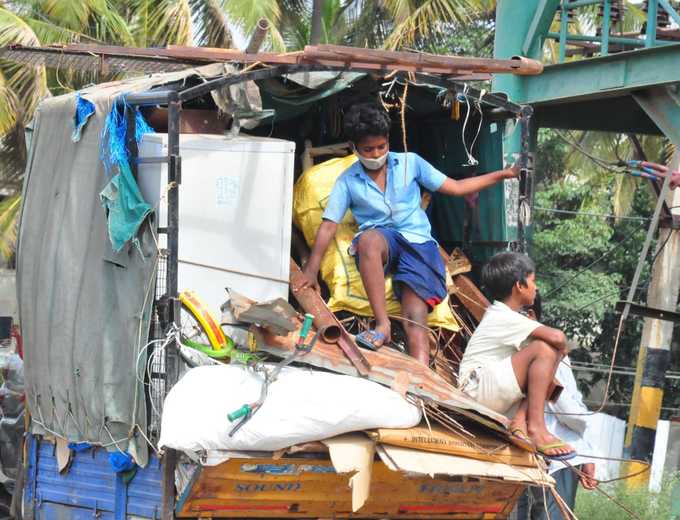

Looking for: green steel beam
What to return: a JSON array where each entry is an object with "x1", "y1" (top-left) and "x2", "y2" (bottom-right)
[
  {"x1": 520, "y1": 43, "x2": 680, "y2": 105},
  {"x1": 521, "y1": 0, "x2": 561, "y2": 56},
  {"x1": 534, "y1": 95, "x2": 662, "y2": 134},
  {"x1": 601, "y1": 0, "x2": 611, "y2": 55},
  {"x1": 659, "y1": 0, "x2": 680, "y2": 27},
  {"x1": 632, "y1": 85, "x2": 680, "y2": 147},
  {"x1": 565, "y1": 0, "x2": 602, "y2": 7},
  {"x1": 545, "y1": 31, "x2": 673, "y2": 47},
  {"x1": 559, "y1": 5, "x2": 568, "y2": 62},
  {"x1": 534, "y1": 94, "x2": 662, "y2": 135},
  {"x1": 646, "y1": 0, "x2": 658, "y2": 48}
]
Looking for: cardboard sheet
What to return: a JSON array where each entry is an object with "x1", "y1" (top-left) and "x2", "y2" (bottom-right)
[
  {"x1": 370, "y1": 424, "x2": 536, "y2": 467},
  {"x1": 376, "y1": 444, "x2": 552, "y2": 486},
  {"x1": 323, "y1": 433, "x2": 375, "y2": 512}
]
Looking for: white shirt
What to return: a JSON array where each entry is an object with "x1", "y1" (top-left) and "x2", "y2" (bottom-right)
[
  {"x1": 546, "y1": 358, "x2": 596, "y2": 474},
  {"x1": 459, "y1": 301, "x2": 540, "y2": 381}
]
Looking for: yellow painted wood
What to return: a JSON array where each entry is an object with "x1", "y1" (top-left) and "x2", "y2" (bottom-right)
[{"x1": 177, "y1": 457, "x2": 525, "y2": 519}]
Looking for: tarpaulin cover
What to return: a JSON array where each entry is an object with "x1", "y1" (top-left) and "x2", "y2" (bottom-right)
[{"x1": 16, "y1": 64, "x2": 261, "y2": 465}]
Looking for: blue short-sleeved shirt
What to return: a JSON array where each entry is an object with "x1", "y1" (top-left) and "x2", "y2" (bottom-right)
[{"x1": 322, "y1": 152, "x2": 447, "y2": 243}]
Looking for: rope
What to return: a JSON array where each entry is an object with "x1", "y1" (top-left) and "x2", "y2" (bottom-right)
[{"x1": 400, "y1": 80, "x2": 409, "y2": 186}]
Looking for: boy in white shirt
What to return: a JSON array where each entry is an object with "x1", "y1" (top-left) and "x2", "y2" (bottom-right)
[{"x1": 459, "y1": 252, "x2": 575, "y2": 460}]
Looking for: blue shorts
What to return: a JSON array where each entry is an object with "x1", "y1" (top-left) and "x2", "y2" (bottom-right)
[{"x1": 351, "y1": 228, "x2": 447, "y2": 311}]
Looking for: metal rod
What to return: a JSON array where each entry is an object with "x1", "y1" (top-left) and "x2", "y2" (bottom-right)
[
  {"x1": 545, "y1": 31, "x2": 672, "y2": 46},
  {"x1": 565, "y1": 0, "x2": 603, "y2": 7},
  {"x1": 559, "y1": 4, "x2": 569, "y2": 63},
  {"x1": 126, "y1": 89, "x2": 178, "y2": 106},
  {"x1": 620, "y1": 151, "x2": 674, "y2": 324},
  {"x1": 166, "y1": 99, "x2": 182, "y2": 387},
  {"x1": 517, "y1": 105, "x2": 534, "y2": 251},
  {"x1": 245, "y1": 18, "x2": 270, "y2": 54},
  {"x1": 601, "y1": 0, "x2": 611, "y2": 56},
  {"x1": 126, "y1": 106, "x2": 138, "y2": 181},
  {"x1": 646, "y1": 0, "x2": 658, "y2": 48}
]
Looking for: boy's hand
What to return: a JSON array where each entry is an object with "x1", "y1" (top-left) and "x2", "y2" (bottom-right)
[
  {"x1": 299, "y1": 266, "x2": 321, "y2": 293},
  {"x1": 502, "y1": 163, "x2": 520, "y2": 179},
  {"x1": 579, "y1": 463, "x2": 597, "y2": 490}
]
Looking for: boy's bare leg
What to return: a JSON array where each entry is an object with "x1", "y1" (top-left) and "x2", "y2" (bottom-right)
[
  {"x1": 509, "y1": 398, "x2": 529, "y2": 434},
  {"x1": 400, "y1": 286, "x2": 430, "y2": 365},
  {"x1": 511, "y1": 340, "x2": 573, "y2": 456},
  {"x1": 356, "y1": 230, "x2": 391, "y2": 347}
]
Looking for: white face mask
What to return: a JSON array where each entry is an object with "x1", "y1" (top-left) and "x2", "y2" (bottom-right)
[{"x1": 354, "y1": 150, "x2": 388, "y2": 171}]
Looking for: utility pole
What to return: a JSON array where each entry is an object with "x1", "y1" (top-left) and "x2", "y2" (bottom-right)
[{"x1": 623, "y1": 152, "x2": 680, "y2": 488}]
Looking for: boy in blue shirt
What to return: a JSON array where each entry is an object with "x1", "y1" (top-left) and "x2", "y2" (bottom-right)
[{"x1": 299, "y1": 103, "x2": 517, "y2": 365}]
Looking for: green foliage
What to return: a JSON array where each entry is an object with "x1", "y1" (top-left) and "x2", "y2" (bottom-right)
[
  {"x1": 532, "y1": 181, "x2": 623, "y2": 342},
  {"x1": 532, "y1": 129, "x2": 680, "y2": 416},
  {"x1": 575, "y1": 473, "x2": 679, "y2": 520}
]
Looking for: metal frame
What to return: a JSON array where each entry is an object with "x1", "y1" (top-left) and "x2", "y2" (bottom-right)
[
  {"x1": 546, "y1": 0, "x2": 680, "y2": 62},
  {"x1": 123, "y1": 63, "x2": 531, "y2": 519}
]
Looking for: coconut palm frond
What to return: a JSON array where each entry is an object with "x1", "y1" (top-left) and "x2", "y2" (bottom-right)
[
  {"x1": 91, "y1": 1, "x2": 135, "y2": 46},
  {"x1": 267, "y1": 25, "x2": 288, "y2": 52},
  {"x1": 21, "y1": 16, "x2": 92, "y2": 44},
  {"x1": 0, "y1": 124, "x2": 28, "y2": 192},
  {"x1": 383, "y1": 0, "x2": 481, "y2": 50},
  {"x1": 343, "y1": 0, "x2": 391, "y2": 48},
  {"x1": 37, "y1": 0, "x2": 90, "y2": 31},
  {"x1": 0, "y1": 76, "x2": 19, "y2": 137},
  {"x1": 190, "y1": 0, "x2": 233, "y2": 49},
  {"x1": 613, "y1": 171, "x2": 637, "y2": 218},
  {"x1": 0, "y1": 193, "x2": 21, "y2": 261},
  {"x1": 660, "y1": 139, "x2": 675, "y2": 165},
  {"x1": 130, "y1": 0, "x2": 193, "y2": 47},
  {"x1": 0, "y1": 8, "x2": 49, "y2": 117}
]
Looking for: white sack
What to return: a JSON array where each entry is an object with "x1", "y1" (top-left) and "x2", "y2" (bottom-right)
[{"x1": 158, "y1": 364, "x2": 421, "y2": 453}]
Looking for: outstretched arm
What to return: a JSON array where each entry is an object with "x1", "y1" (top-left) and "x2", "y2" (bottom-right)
[
  {"x1": 436, "y1": 164, "x2": 519, "y2": 197},
  {"x1": 299, "y1": 220, "x2": 338, "y2": 292}
]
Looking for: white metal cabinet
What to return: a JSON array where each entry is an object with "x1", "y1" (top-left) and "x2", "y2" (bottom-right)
[{"x1": 138, "y1": 133, "x2": 296, "y2": 315}]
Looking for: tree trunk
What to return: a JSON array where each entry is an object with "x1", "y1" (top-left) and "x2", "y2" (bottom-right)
[{"x1": 310, "y1": 0, "x2": 324, "y2": 45}]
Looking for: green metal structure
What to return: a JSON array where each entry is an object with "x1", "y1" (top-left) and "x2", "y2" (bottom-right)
[{"x1": 493, "y1": 0, "x2": 680, "y2": 486}]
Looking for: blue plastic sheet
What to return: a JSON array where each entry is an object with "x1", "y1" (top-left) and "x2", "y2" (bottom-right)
[
  {"x1": 109, "y1": 451, "x2": 136, "y2": 473},
  {"x1": 72, "y1": 94, "x2": 95, "y2": 142},
  {"x1": 99, "y1": 98, "x2": 154, "y2": 252}
]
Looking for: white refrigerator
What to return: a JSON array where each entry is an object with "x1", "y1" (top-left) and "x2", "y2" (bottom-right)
[{"x1": 138, "y1": 133, "x2": 296, "y2": 317}]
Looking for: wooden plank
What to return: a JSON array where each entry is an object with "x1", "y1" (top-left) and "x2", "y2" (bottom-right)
[
  {"x1": 58, "y1": 42, "x2": 535, "y2": 77},
  {"x1": 450, "y1": 274, "x2": 490, "y2": 324},
  {"x1": 177, "y1": 456, "x2": 526, "y2": 518},
  {"x1": 308, "y1": 44, "x2": 544, "y2": 75}
]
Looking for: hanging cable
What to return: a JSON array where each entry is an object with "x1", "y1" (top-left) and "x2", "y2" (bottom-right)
[{"x1": 544, "y1": 225, "x2": 643, "y2": 299}]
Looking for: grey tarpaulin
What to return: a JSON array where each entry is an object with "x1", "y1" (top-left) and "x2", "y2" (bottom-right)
[{"x1": 16, "y1": 64, "x2": 260, "y2": 466}]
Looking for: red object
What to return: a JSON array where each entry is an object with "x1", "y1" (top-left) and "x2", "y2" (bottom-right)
[{"x1": 11, "y1": 325, "x2": 22, "y2": 359}]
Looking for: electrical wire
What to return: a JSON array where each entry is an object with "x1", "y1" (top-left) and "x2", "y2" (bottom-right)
[
  {"x1": 534, "y1": 206, "x2": 651, "y2": 221},
  {"x1": 544, "y1": 225, "x2": 643, "y2": 299}
]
